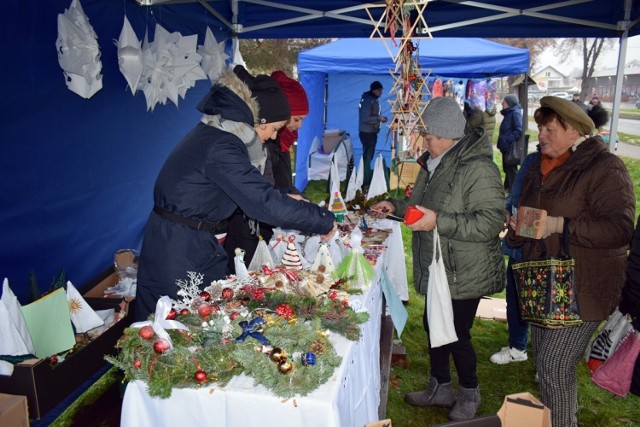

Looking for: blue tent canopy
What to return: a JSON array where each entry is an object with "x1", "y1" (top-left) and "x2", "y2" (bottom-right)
[{"x1": 295, "y1": 38, "x2": 530, "y2": 190}]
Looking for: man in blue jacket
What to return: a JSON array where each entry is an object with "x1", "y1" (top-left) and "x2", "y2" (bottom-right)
[{"x1": 358, "y1": 81, "x2": 387, "y2": 186}]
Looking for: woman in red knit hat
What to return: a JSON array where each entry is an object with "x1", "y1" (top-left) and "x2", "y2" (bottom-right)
[{"x1": 268, "y1": 70, "x2": 310, "y2": 194}]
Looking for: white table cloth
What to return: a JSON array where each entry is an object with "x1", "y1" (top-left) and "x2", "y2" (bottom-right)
[{"x1": 121, "y1": 221, "x2": 407, "y2": 427}]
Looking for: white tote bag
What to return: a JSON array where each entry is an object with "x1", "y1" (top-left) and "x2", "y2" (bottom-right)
[{"x1": 427, "y1": 227, "x2": 458, "y2": 348}]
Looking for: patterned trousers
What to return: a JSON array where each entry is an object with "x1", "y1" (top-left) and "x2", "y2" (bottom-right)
[{"x1": 531, "y1": 321, "x2": 600, "y2": 427}]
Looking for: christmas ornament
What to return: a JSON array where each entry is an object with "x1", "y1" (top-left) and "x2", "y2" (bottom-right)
[
  {"x1": 301, "y1": 352, "x2": 317, "y2": 366},
  {"x1": 278, "y1": 359, "x2": 294, "y2": 374},
  {"x1": 180, "y1": 308, "x2": 190, "y2": 316},
  {"x1": 199, "y1": 291, "x2": 211, "y2": 302},
  {"x1": 50, "y1": 354, "x2": 59, "y2": 366},
  {"x1": 133, "y1": 360, "x2": 142, "y2": 369},
  {"x1": 229, "y1": 311, "x2": 240, "y2": 321},
  {"x1": 281, "y1": 239, "x2": 303, "y2": 270},
  {"x1": 329, "y1": 191, "x2": 347, "y2": 222},
  {"x1": 198, "y1": 303, "x2": 213, "y2": 319},
  {"x1": 153, "y1": 338, "x2": 171, "y2": 354},
  {"x1": 221, "y1": 287, "x2": 234, "y2": 299},
  {"x1": 194, "y1": 369, "x2": 208, "y2": 383},
  {"x1": 166, "y1": 308, "x2": 177, "y2": 320},
  {"x1": 270, "y1": 347, "x2": 286, "y2": 363},
  {"x1": 139, "y1": 325, "x2": 155, "y2": 340},
  {"x1": 248, "y1": 236, "x2": 275, "y2": 272}
]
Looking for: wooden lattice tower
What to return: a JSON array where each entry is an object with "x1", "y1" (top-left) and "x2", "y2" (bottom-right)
[{"x1": 366, "y1": 1, "x2": 432, "y2": 152}]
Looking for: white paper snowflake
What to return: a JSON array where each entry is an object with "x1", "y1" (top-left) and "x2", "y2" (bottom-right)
[{"x1": 198, "y1": 27, "x2": 229, "y2": 83}]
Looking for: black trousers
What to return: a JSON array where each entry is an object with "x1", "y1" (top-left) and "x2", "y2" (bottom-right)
[
  {"x1": 502, "y1": 157, "x2": 518, "y2": 192},
  {"x1": 423, "y1": 297, "x2": 481, "y2": 388},
  {"x1": 359, "y1": 131, "x2": 378, "y2": 186}
]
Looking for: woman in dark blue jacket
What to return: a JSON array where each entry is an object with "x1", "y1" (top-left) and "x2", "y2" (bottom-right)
[
  {"x1": 135, "y1": 67, "x2": 336, "y2": 321},
  {"x1": 497, "y1": 94, "x2": 523, "y2": 192}
]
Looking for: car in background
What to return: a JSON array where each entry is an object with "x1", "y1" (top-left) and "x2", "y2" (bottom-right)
[
  {"x1": 550, "y1": 91, "x2": 572, "y2": 100},
  {"x1": 528, "y1": 91, "x2": 545, "y2": 103}
]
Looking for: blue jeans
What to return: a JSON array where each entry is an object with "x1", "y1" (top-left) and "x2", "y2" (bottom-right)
[{"x1": 506, "y1": 260, "x2": 529, "y2": 351}]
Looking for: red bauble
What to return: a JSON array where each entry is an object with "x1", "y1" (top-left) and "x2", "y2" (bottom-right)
[
  {"x1": 198, "y1": 303, "x2": 213, "y2": 319},
  {"x1": 194, "y1": 369, "x2": 207, "y2": 383},
  {"x1": 139, "y1": 325, "x2": 155, "y2": 340},
  {"x1": 199, "y1": 291, "x2": 211, "y2": 302},
  {"x1": 221, "y1": 287, "x2": 234, "y2": 299},
  {"x1": 153, "y1": 338, "x2": 171, "y2": 354},
  {"x1": 180, "y1": 308, "x2": 190, "y2": 316},
  {"x1": 229, "y1": 311, "x2": 240, "y2": 321},
  {"x1": 166, "y1": 308, "x2": 178, "y2": 320},
  {"x1": 133, "y1": 360, "x2": 142, "y2": 369}
]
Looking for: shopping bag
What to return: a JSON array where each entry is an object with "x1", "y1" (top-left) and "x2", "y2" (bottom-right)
[
  {"x1": 585, "y1": 308, "x2": 634, "y2": 373},
  {"x1": 427, "y1": 227, "x2": 458, "y2": 348},
  {"x1": 591, "y1": 330, "x2": 640, "y2": 397},
  {"x1": 511, "y1": 231, "x2": 582, "y2": 329}
]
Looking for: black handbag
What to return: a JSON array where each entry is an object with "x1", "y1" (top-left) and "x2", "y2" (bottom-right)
[
  {"x1": 503, "y1": 136, "x2": 523, "y2": 166},
  {"x1": 511, "y1": 226, "x2": 582, "y2": 329}
]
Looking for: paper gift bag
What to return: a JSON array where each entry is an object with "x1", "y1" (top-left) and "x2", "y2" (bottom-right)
[{"x1": 497, "y1": 392, "x2": 551, "y2": 427}]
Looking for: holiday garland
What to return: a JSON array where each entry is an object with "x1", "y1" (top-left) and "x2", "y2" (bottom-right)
[{"x1": 106, "y1": 276, "x2": 369, "y2": 398}]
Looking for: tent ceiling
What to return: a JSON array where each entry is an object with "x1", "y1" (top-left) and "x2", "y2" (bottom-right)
[{"x1": 136, "y1": 0, "x2": 640, "y2": 39}]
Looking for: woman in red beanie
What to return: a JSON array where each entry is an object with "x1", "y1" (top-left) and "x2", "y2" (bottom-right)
[{"x1": 268, "y1": 70, "x2": 310, "y2": 195}]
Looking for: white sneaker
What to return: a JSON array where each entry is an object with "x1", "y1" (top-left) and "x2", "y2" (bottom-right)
[{"x1": 490, "y1": 346, "x2": 528, "y2": 364}]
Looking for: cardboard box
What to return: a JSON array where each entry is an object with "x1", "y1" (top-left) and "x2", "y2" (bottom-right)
[
  {"x1": 497, "y1": 392, "x2": 551, "y2": 427},
  {"x1": 475, "y1": 297, "x2": 507, "y2": 321},
  {"x1": 0, "y1": 393, "x2": 29, "y2": 427},
  {"x1": 433, "y1": 414, "x2": 501, "y2": 426},
  {"x1": 0, "y1": 267, "x2": 135, "y2": 419}
]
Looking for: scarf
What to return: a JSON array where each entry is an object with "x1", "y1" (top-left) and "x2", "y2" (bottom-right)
[
  {"x1": 278, "y1": 126, "x2": 298, "y2": 153},
  {"x1": 201, "y1": 114, "x2": 267, "y2": 174}
]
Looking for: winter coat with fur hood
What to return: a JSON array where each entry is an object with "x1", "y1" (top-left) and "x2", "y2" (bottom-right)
[
  {"x1": 135, "y1": 71, "x2": 335, "y2": 321},
  {"x1": 391, "y1": 127, "x2": 506, "y2": 298}
]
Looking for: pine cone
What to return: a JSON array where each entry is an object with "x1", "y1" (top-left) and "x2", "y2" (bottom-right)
[{"x1": 309, "y1": 340, "x2": 326, "y2": 355}]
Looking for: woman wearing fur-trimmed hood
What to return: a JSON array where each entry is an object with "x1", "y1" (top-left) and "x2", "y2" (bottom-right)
[{"x1": 135, "y1": 67, "x2": 337, "y2": 322}]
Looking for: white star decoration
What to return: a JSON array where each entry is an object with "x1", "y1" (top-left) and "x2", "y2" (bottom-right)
[
  {"x1": 137, "y1": 23, "x2": 207, "y2": 111},
  {"x1": 115, "y1": 16, "x2": 143, "y2": 95},
  {"x1": 198, "y1": 27, "x2": 229, "y2": 83}
]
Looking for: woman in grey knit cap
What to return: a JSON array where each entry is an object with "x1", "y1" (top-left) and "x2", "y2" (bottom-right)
[{"x1": 371, "y1": 97, "x2": 505, "y2": 421}]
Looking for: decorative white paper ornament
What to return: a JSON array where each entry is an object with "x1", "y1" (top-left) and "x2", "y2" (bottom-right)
[
  {"x1": 115, "y1": 16, "x2": 143, "y2": 95},
  {"x1": 1, "y1": 278, "x2": 35, "y2": 355},
  {"x1": 198, "y1": 27, "x2": 229, "y2": 83},
  {"x1": 311, "y1": 244, "x2": 335, "y2": 274},
  {"x1": 345, "y1": 155, "x2": 364, "y2": 202},
  {"x1": 56, "y1": 0, "x2": 103, "y2": 99},
  {"x1": 66, "y1": 281, "x2": 104, "y2": 333}
]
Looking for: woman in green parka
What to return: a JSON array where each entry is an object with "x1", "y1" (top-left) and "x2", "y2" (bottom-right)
[{"x1": 372, "y1": 96, "x2": 505, "y2": 421}]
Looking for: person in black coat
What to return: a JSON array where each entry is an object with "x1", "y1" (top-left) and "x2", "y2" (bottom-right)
[
  {"x1": 619, "y1": 215, "x2": 640, "y2": 396},
  {"x1": 135, "y1": 67, "x2": 337, "y2": 321},
  {"x1": 497, "y1": 94, "x2": 523, "y2": 192}
]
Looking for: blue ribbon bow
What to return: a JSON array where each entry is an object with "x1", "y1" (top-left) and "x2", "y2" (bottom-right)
[{"x1": 235, "y1": 316, "x2": 270, "y2": 345}]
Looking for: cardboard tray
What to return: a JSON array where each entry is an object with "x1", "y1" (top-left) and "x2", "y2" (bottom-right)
[{"x1": 0, "y1": 267, "x2": 135, "y2": 419}]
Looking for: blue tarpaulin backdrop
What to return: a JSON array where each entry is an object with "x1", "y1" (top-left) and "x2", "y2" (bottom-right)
[
  {"x1": 295, "y1": 38, "x2": 530, "y2": 190},
  {"x1": 0, "y1": 1, "x2": 227, "y2": 302}
]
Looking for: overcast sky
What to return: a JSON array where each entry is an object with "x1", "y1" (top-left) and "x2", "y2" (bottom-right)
[{"x1": 537, "y1": 35, "x2": 640, "y2": 75}]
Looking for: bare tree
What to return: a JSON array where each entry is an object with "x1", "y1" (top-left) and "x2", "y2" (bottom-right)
[
  {"x1": 239, "y1": 39, "x2": 331, "y2": 76},
  {"x1": 554, "y1": 38, "x2": 614, "y2": 99},
  {"x1": 490, "y1": 38, "x2": 556, "y2": 74}
]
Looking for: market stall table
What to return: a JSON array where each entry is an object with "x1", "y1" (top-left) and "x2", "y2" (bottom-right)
[{"x1": 121, "y1": 220, "x2": 407, "y2": 427}]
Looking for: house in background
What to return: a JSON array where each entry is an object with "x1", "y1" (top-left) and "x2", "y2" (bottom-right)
[
  {"x1": 531, "y1": 65, "x2": 570, "y2": 92},
  {"x1": 578, "y1": 59, "x2": 640, "y2": 101}
]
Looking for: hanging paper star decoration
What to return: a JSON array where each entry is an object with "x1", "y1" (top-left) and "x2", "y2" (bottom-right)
[
  {"x1": 56, "y1": 0, "x2": 103, "y2": 99},
  {"x1": 115, "y1": 16, "x2": 143, "y2": 95},
  {"x1": 198, "y1": 27, "x2": 229, "y2": 83},
  {"x1": 138, "y1": 23, "x2": 207, "y2": 111}
]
